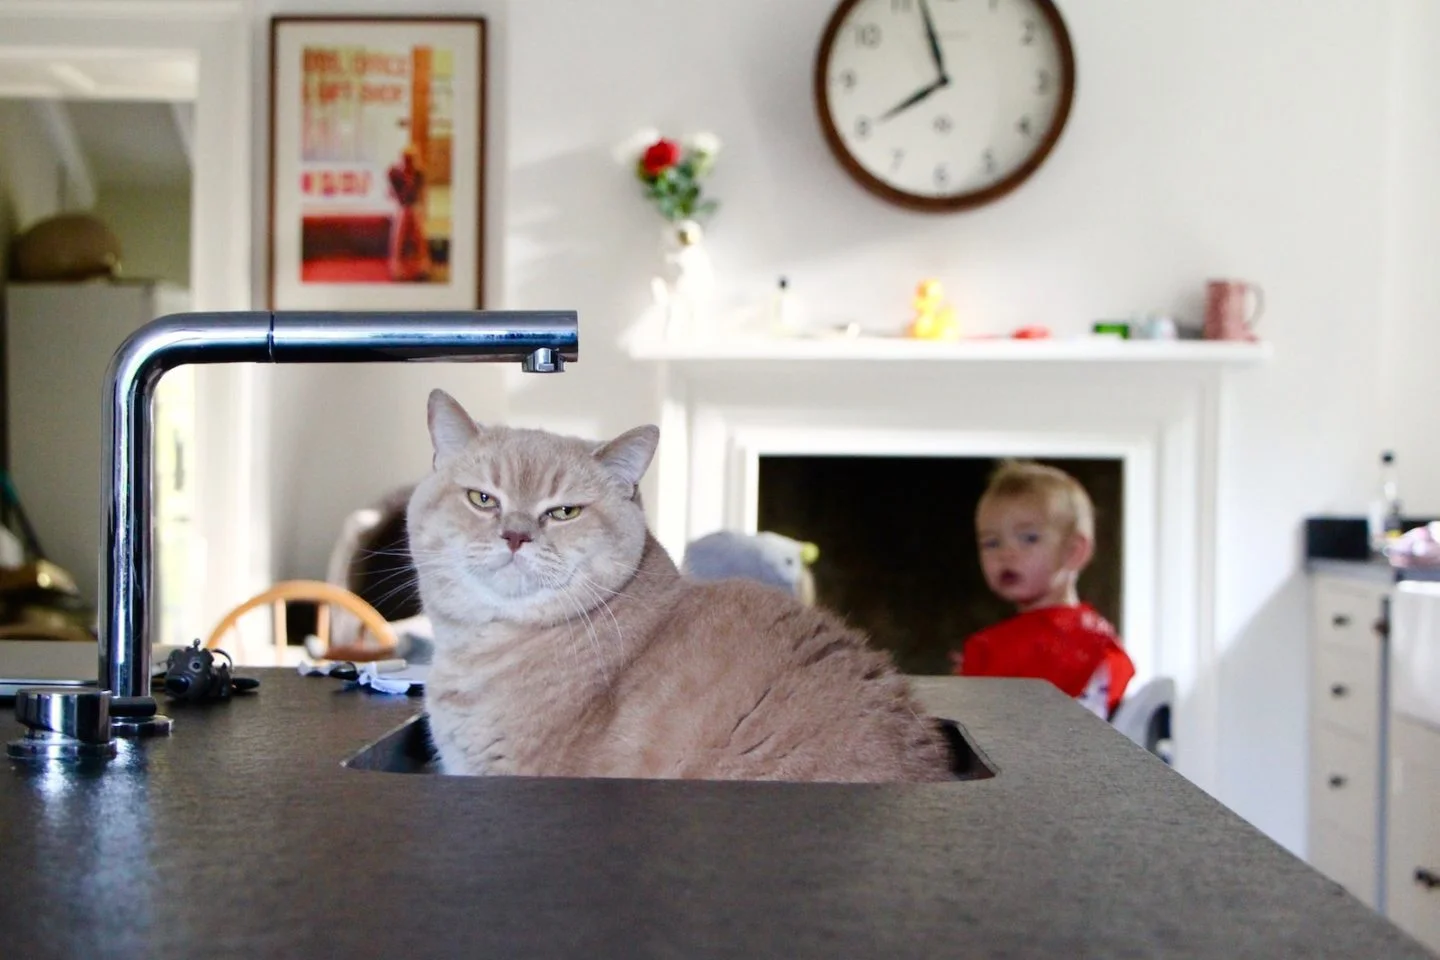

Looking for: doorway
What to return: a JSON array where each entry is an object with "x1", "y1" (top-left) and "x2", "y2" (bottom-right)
[{"x1": 0, "y1": 0, "x2": 264, "y2": 656}]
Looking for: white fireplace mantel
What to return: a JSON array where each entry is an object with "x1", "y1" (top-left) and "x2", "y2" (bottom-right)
[
  {"x1": 628, "y1": 334, "x2": 1273, "y2": 365},
  {"x1": 627, "y1": 333, "x2": 1272, "y2": 800}
]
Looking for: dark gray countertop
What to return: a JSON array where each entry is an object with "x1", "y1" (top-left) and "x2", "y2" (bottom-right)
[{"x1": 0, "y1": 670, "x2": 1430, "y2": 959}]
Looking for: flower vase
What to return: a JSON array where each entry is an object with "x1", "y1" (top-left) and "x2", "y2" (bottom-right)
[{"x1": 654, "y1": 219, "x2": 716, "y2": 342}]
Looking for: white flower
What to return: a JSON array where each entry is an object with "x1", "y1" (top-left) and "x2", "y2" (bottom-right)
[
  {"x1": 611, "y1": 127, "x2": 662, "y2": 166},
  {"x1": 688, "y1": 131, "x2": 722, "y2": 157}
]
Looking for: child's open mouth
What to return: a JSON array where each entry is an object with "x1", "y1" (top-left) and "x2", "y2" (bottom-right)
[{"x1": 998, "y1": 571, "x2": 1020, "y2": 587}]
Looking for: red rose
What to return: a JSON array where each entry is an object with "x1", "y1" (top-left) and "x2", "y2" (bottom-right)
[{"x1": 641, "y1": 139, "x2": 681, "y2": 176}]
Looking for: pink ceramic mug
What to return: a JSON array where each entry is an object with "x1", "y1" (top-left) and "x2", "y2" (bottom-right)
[{"x1": 1204, "y1": 279, "x2": 1264, "y2": 341}]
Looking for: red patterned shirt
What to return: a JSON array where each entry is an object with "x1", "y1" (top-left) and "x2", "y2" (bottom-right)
[{"x1": 951, "y1": 604, "x2": 1136, "y2": 715}]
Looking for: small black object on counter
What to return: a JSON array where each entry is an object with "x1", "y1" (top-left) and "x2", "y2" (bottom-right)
[{"x1": 162, "y1": 640, "x2": 259, "y2": 703}]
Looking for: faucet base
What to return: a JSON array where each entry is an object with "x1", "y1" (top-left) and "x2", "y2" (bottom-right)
[
  {"x1": 8, "y1": 729, "x2": 118, "y2": 761},
  {"x1": 113, "y1": 714, "x2": 172, "y2": 737},
  {"x1": 9, "y1": 688, "x2": 119, "y2": 760},
  {"x1": 109, "y1": 695, "x2": 173, "y2": 737}
]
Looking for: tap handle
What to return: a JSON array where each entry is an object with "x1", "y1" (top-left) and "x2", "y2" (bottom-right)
[{"x1": 8, "y1": 688, "x2": 117, "y2": 761}]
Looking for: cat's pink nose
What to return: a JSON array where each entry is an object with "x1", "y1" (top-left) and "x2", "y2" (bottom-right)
[{"x1": 501, "y1": 530, "x2": 532, "y2": 553}]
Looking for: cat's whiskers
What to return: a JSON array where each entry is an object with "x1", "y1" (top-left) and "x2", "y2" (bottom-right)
[
  {"x1": 563, "y1": 569, "x2": 633, "y2": 641},
  {"x1": 537, "y1": 563, "x2": 612, "y2": 689},
  {"x1": 571, "y1": 566, "x2": 665, "y2": 616},
  {"x1": 560, "y1": 575, "x2": 624, "y2": 667},
  {"x1": 352, "y1": 546, "x2": 423, "y2": 560},
  {"x1": 363, "y1": 574, "x2": 424, "y2": 612},
  {"x1": 537, "y1": 555, "x2": 624, "y2": 687}
]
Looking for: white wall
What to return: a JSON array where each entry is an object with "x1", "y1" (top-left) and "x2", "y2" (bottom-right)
[
  {"x1": 500, "y1": 0, "x2": 1396, "y2": 855},
  {"x1": 252, "y1": 0, "x2": 1413, "y2": 853},
  {"x1": 93, "y1": 183, "x2": 191, "y2": 287},
  {"x1": 0, "y1": 100, "x2": 69, "y2": 231},
  {"x1": 254, "y1": 0, "x2": 514, "y2": 581},
  {"x1": 1378, "y1": 0, "x2": 1440, "y2": 513}
]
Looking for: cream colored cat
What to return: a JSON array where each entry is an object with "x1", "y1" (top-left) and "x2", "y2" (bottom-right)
[{"x1": 408, "y1": 389, "x2": 953, "y2": 782}]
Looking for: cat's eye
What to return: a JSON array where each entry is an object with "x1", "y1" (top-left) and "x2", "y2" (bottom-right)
[
  {"x1": 545, "y1": 505, "x2": 583, "y2": 522},
  {"x1": 466, "y1": 490, "x2": 498, "y2": 510}
]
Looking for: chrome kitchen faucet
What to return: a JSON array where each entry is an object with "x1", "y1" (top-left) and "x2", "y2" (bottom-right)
[{"x1": 23, "y1": 310, "x2": 577, "y2": 749}]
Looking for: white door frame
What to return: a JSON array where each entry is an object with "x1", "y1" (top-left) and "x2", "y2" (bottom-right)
[{"x1": 0, "y1": 0, "x2": 270, "y2": 639}]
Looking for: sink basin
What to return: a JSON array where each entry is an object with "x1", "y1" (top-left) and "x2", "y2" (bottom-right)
[{"x1": 342, "y1": 713, "x2": 998, "y2": 780}]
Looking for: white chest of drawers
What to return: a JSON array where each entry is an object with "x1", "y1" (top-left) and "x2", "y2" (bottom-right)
[
  {"x1": 1387, "y1": 582, "x2": 1440, "y2": 953},
  {"x1": 1308, "y1": 573, "x2": 1389, "y2": 909}
]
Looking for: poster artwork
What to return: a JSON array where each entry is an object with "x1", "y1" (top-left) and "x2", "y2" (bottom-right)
[{"x1": 298, "y1": 43, "x2": 455, "y2": 285}]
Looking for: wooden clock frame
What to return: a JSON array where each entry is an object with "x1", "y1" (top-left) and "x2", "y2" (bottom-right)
[{"x1": 812, "y1": 0, "x2": 1077, "y2": 213}]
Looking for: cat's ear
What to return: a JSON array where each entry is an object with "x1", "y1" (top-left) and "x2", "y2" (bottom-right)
[
  {"x1": 427, "y1": 389, "x2": 480, "y2": 464},
  {"x1": 595, "y1": 425, "x2": 659, "y2": 489}
]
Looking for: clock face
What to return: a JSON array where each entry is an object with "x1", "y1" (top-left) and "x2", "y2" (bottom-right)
[{"x1": 814, "y1": 0, "x2": 1075, "y2": 211}]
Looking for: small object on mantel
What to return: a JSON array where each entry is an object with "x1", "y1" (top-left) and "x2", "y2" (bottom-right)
[
  {"x1": 1012, "y1": 325, "x2": 1051, "y2": 339},
  {"x1": 1135, "y1": 314, "x2": 1179, "y2": 340},
  {"x1": 798, "y1": 321, "x2": 864, "y2": 340},
  {"x1": 1092, "y1": 321, "x2": 1130, "y2": 340},
  {"x1": 768, "y1": 276, "x2": 805, "y2": 336},
  {"x1": 908, "y1": 278, "x2": 961, "y2": 340}
]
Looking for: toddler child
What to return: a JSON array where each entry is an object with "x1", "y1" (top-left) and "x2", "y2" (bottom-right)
[{"x1": 950, "y1": 460, "x2": 1135, "y2": 718}]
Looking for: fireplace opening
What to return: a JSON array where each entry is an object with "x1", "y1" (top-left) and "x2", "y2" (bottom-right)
[{"x1": 756, "y1": 455, "x2": 1124, "y2": 675}]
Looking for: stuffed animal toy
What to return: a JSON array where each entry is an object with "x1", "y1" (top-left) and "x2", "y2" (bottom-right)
[{"x1": 681, "y1": 530, "x2": 820, "y2": 605}]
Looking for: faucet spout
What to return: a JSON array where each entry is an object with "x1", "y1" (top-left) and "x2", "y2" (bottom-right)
[{"x1": 99, "y1": 310, "x2": 578, "y2": 733}]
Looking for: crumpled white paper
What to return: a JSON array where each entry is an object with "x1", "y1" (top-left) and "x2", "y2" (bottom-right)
[
  {"x1": 356, "y1": 661, "x2": 429, "y2": 695},
  {"x1": 295, "y1": 658, "x2": 429, "y2": 695}
]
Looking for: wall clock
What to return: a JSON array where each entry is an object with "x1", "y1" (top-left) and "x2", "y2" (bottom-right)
[{"x1": 814, "y1": 0, "x2": 1075, "y2": 212}]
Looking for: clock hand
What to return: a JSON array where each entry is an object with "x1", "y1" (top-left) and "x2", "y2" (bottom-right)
[
  {"x1": 919, "y1": 0, "x2": 947, "y2": 81},
  {"x1": 878, "y1": 76, "x2": 949, "y2": 122}
]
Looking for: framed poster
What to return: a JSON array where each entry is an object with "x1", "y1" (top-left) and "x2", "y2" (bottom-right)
[{"x1": 268, "y1": 16, "x2": 486, "y2": 309}]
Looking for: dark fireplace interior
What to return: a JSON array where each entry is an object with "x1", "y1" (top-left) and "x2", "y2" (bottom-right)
[{"x1": 757, "y1": 455, "x2": 1123, "y2": 676}]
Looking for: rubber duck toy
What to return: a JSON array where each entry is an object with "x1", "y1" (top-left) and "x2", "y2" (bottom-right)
[{"x1": 908, "y1": 278, "x2": 961, "y2": 340}]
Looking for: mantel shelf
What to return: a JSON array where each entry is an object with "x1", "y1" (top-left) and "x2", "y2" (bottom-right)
[{"x1": 626, "y1": 335, "x2": 1273, "y2": 365}]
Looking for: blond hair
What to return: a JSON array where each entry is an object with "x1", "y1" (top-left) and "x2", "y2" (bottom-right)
[{"x1": 977, "y1": 460, "x2": 1095, "y2": 541}]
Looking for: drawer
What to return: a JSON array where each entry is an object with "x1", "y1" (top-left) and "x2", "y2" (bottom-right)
[
  {"x1": 1387, "y1": 719, "x2": 1440, "y2": 952},
  {"x1": 1313, "y1": 642, "x2": 1380, "y2": 743},
  {"x1": 1312, "y1": 576, "x2": 1387, "y2": 658},
  {"x1": 1312, "y1": 727, "x2": 1379, "y2": 834},
  {"x1": 1310, "y1": 818, "x2": 1378, "y2": 908}
]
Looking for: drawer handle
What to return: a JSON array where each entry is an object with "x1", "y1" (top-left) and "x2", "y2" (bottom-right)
[
  {"x1": 1416, "y1": 868, "x2": 1440, "y2": 890},
  {"x1": 1328, "y1": 774, "x2": 1347, "y2": 789},
  {"x1": 1332, "y1": 614, "x2": 1351, "y2": 628},
  {"x1": 1329, "y1": 683, "x2": 1349, "y2": 698}
]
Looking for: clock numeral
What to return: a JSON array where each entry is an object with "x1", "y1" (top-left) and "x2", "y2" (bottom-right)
[
  {"x1": 891, "y1": 149, "x2": 905, "y2": 171},
  {"x1": 891, "y1": 0, "x2": 913, "y2": 11},
  {"x1": 1017, "y1": 115, "x2": 1033, "y2": 137},
  {"x1": 855, "y1": 117, "x2": 873, "y2": 140},
  {"x1": 1021, "y1": 19, "x2": 1036, "y2": 44},
  {"x1": 856, "y1": 24, "x2": 882, "y2": 48},
  {"x1": 983, "y1": 150, "x2": 998, "y2": 175},
  {"x1": 933, "y1": 114, "x2": 953, "y2": 134},
  {"x1": 934, "y1": 164, "x2": 950, "y2": 188},
  {"x1": 839, "y1": 69, "x2": 858, "y2": 91},
  {"x1": 1036, "y1": 69, "x2": 1051, "y2": 94}
]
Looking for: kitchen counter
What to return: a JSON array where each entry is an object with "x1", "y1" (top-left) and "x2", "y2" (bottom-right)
[
  {"x1": 1307, "y1": 556, "x2": 1440, "y2": 584},
  {"x1": 0, "y1": 670, "x2": 1429, "y2": 959}
]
